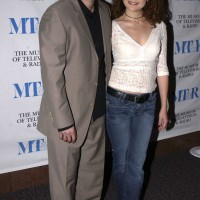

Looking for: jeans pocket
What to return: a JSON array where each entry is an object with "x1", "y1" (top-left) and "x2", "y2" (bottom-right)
[{"x1": 106, "y1": 95, "x2": 129, "y2": 122}]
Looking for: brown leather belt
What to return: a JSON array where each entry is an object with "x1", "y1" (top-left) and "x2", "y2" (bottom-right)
[{"x1": 107, "y1": 86, "x2": 154, "y2": 104}]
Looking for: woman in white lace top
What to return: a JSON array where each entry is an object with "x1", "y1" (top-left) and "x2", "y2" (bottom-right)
[{"x1": 106, "y1": 0, "x2": 169, "y2": 199}]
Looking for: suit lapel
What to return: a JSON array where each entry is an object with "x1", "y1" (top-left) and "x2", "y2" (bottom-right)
[{"x1": 99, "y1": 2, "x2": 108, "y2": 55}]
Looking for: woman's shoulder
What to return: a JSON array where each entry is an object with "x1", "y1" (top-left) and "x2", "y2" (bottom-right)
[
  {"x1": 112, "y1": 17, "x2": 130, "y2": 29},
  {"x1": 112, "y1": 18, "x2": 121, "y2": 24},
  {"x1": 155, "y1": 21, "x2": 167, "y2": 38},
  {"x1": 112, "y1": 15, "x2": 124, "y2": 23},
  {"x1": 156, "y1": 21, "x2": 167, "y2": 29},
  {"x1": 112, "y1": 19, "x2": 122, "y2": 28}
]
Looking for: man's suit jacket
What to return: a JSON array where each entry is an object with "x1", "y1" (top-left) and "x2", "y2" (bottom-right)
[{"x1": 37, "y1": 0, "x2": 112, "y2": 147}]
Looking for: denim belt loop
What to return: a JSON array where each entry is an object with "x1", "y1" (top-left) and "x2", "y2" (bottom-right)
[{"x1": 122, "y1": 92, "x2": 126, "y2": 99}]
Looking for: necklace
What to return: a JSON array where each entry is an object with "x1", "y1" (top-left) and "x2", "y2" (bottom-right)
[{"x1": 124, "y1": 12, "x2": 143, "y2": 19}]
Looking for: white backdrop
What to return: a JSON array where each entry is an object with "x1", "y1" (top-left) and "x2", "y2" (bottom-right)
[
  {"x1": 159, "y1": 0, "x2": 200, "y2": 139},
  {"x1": 0, "y1": 0, "x2": 199, "y2": 173},
  {"x1": 0, "y1": 0, "x2": 56, "y2": 174}
]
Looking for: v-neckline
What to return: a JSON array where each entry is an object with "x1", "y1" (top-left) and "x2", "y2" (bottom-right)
[{"x1": 114, "y1": 20, "x2": 154, "y2": 47}]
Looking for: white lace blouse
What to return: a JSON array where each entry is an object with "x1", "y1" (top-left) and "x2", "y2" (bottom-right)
[{"x1": 108, "y1": 20, "x2": 169, "y2": 93}]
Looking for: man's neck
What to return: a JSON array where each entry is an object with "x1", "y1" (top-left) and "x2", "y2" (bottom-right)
[{"x1": 81, "y1": 0, "x2": 96, "y2": 12}]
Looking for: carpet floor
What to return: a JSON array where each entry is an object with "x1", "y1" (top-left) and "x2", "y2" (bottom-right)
[{"x1": 0, "y1": 149, "x2": 200, "y2": 200}]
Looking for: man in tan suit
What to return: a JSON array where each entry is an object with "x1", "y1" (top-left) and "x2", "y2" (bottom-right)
[{"x1": 37, "y1": 0, "x2": 111, "y2": 199}]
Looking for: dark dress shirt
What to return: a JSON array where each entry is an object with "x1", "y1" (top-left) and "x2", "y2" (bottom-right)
[
  {"x1": 58, "y1": 0, "x2": 106, "y2": 131},
  {"x1": 78, "y1": 0, "x2": 106, "y2": 121}
]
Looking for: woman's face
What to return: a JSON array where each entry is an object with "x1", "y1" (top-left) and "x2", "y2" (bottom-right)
[{"x1": 122, "y1": 0, "x2": 148, "y2": 12}]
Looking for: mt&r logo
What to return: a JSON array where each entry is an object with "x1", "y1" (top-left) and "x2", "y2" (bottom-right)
[
  {"x1": 13, "y1": 81, "x2": 43, "y2": 98},
  {"x1": 9, "y1": 17, "x2": 40, "y2": 34}
]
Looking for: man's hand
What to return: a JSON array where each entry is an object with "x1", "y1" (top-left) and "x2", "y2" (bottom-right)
[{"x1": 58, "y1": 126, "x2": 77, "y2": 143}]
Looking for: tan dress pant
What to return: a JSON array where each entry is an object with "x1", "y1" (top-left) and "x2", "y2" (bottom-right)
[{"x1": 47, "y1": 116, "x2": 105, "y2": 200}]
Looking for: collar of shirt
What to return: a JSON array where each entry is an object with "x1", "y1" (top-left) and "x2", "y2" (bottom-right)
[{"x1": 78, "y1": 0, "x2": 98, "y2": 18}]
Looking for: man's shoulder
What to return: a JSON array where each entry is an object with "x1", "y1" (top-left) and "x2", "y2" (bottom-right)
[
  {"x1": 45, "y1": 0, "x2": 72, "y2": 14},
  {"x1": 99, "y1": 0, "x2": 111, "y2": 9},
  {"x1": 99, "y1": 0, "x2": 111, "y2": 17}
]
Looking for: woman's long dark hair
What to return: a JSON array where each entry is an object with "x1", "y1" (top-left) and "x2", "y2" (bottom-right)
[{"x1": 111, "y1": 0, "x2": 171, "y2": 26}]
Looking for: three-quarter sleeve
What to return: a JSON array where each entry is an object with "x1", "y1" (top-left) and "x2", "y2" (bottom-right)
[{"x1": 157, "y1": 22, "x2": 169, "y2": 76}]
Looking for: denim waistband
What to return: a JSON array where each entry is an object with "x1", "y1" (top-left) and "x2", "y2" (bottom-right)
[{"x1": 107, "y1": 86, "x2": 155, "y2": 104}]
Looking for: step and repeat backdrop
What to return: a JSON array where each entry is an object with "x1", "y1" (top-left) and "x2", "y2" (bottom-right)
[{"x1": 0, "y1": 0, "x2": 199, "y2": 173}]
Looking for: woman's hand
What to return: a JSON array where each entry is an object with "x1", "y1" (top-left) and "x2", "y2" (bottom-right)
[{"x1": 158, "y1": 108, "x2": 168, "y2": 131}]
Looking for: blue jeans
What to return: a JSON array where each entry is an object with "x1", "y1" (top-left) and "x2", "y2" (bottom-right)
[{"x1": 106, "y1": 91, "x2": 156, "y2": 200}]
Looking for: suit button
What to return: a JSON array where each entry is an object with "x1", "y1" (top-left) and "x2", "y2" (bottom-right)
[
  {"x1": 49, "y1": 112, "x2": 53, "y2": 122},
  {"x1": 89, "y1": 103, "x2": 93, "y2": 107},
  {"x1": 95, "y1": 60, "x2": 99, "y2": 65},
  {"x1": 94, "y1": 82, "x2": 98, "y2": 86}
]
